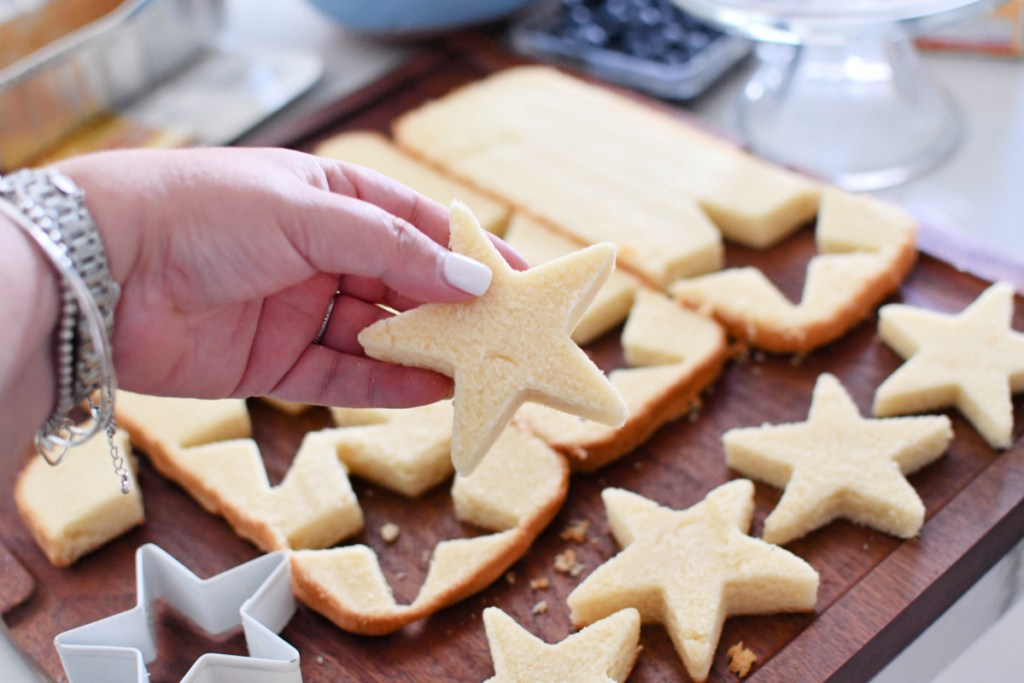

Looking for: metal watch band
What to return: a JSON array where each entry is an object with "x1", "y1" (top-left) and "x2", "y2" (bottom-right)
[{"x1": 2, "y1": 170, "x2": 120, "y2": 398}]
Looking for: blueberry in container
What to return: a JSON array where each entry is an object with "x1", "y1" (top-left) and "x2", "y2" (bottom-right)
[{"x1": 511, "y1": 0, "x2": 751, "y2": 101}]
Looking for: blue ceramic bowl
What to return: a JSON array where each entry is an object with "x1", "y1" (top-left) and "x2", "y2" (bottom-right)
[{"x1": 305, "y1": 0, "x2": 537, "y2": 36}]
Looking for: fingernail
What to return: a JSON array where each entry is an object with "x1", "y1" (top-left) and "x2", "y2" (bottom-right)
[{"x1": 443, "y1": 252, "x2": 492, "y2": 296}]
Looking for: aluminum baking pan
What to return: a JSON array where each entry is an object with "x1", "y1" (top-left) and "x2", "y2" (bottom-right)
[{"x1": 0, "y1": 0, "x2": 223, "y2": 171}]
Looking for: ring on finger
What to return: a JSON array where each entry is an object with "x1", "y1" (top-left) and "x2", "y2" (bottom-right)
[{"x1": 312, "y1": 292, "x2": 340, "y2": 345}]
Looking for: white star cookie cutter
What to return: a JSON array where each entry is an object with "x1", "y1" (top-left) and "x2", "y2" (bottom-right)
[{"x1": 54, "y1": 544, "x2": 301, "y2": 683}]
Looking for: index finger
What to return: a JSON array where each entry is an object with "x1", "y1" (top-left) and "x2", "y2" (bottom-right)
[{"x1": 318, "y1": 158, "x2": 530, "y2": 271}]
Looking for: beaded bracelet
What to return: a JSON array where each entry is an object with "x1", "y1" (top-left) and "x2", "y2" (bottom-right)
[{"x1": 0, "y1": 169, "x2": 129, "y2": 494}]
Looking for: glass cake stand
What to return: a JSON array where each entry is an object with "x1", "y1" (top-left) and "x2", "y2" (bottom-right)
[{"x1": 670, "y1": 0, "x2": 1002, "y2": 190}]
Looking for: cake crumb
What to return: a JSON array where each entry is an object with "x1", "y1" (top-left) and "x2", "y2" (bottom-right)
[
  {"x1": 553, "y1": 548, "x2": 577, "y2": 573},
  {"x1": 727, "y1": 642, "x2": 757, "y2": 678},
  {"x1": 554, "y1": 548, "x2": 586, "y2": 577},
  {"x1": 532, "y1": 600, "x2": 548, "y2": 615},
  {"x1": 505, "y1": 571, "x2": 517, "y2": 585},
  {"x1": 529, "y1": 577, "x2": 550, "y2": 591},
  {"x1": 379, "y1": 522, "x2": 401, "y2": 544},
  {"x1": 560, "y1": 519, "x2": 590, "y2": 543}
]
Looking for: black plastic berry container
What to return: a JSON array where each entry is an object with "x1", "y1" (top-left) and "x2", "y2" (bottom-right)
[{"x1": 511, "y1": 0, "x2": 751, "y2": 101}]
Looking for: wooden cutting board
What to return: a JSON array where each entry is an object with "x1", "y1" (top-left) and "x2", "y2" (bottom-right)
[{"x1": 2, "y1": 34, "x2": 1022, "y2": 683}]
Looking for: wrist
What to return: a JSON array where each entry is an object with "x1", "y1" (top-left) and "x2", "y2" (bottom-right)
[{"x1": 0, "y1": 212, "x2": 60, "y2": 454}]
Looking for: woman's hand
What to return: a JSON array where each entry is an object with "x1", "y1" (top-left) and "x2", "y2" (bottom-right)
[{"x1": 57, "y1": 147, "x2": 524, "y2": 408}]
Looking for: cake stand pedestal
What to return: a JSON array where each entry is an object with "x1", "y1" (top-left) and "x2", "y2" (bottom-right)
[{"x1": 671, "y1": 0, "x2": 999, "y2": 190}]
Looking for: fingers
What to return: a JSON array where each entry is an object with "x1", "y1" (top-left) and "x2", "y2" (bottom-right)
[
  {"x1": 339, "y1": 275, "x2": 422, "y2": 312},
  {"x1": 314, "y1": 158, "x2": 529, "y2": 279},
  {"x1": 283, "y1": 187, "x2": 493, "y2": 304},
  {"x1": 317, "y1": 158, "x2": 453, "y2": 246},
  {"x1": 269, "y1": 345, "x2": 453, "y2": 408}
]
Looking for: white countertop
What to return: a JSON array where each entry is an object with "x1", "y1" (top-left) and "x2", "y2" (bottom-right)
[{"x1": 2, "y1": 1, "x2": 1021, "y2": 680}]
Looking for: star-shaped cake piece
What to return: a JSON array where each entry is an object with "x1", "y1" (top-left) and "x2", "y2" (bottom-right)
[
  {"x1": 567, "y1": 480, "x2": 818, "y2": 683},
  {"x1": 501, "y1": 214, "x2": 642, "y2": 345},
  {"x1": 725, "y1": 374, "x2": 953, "y2": 545},
  {"x1": 873, "y1": 282, "x2": 1024, "y2": 449},
  {"x1": 516, "y1": 289, "x2": 728, "y2": 471},
  {"x1": 358, "y1": 201, "x2": 626, "y2": 475},
  {"x1": 482, "y1": 607, "x2": 640, "y2": 683}
]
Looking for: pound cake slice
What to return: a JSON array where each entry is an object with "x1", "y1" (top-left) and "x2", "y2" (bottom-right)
[
  {"x1": 567, "y1": 480, "x2": 818, "y2": 683},
  {"x1": 482, "y1": 607, "x2": 641, "y2": 683},
  {"x1": 315, "y1": 130, "x2": 510, "y2": 235},
  {"x1": 395, "y1": 67, "x2": 821, "y2": 282},
  {"x1": 670, "y1": 187, "x2": 918, "y2": 353},
  {"x1": 516, "y1": 290, "x2": 728, "y2": 470},
  {"x1": 290, "y1": 424, "x2": 569, "y2": 635},
  {"x1": 359, "y1": 201, "x2": 626, "y2": 475},
  {"x1": 15, "y1": 430, "x2": 143, "y2": 567},
  {"x1": 724, "y1": 373, "x2": 953, "y2": 545},
  {"x1": 874, "y1": 282, "x2": 1024, "y2": 449},
  {"x1": 503, "y1": 214, "x2": 642, "y2": 345}
]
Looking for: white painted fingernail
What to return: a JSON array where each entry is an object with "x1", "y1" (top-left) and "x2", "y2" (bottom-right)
[{"x1": 443, "y1": 252, "x2": 492, "y2": 296}]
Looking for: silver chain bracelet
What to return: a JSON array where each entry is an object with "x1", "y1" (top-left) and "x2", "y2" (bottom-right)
[{"x1": 0, "y1": 169, "x2": 128, "y2": 494}]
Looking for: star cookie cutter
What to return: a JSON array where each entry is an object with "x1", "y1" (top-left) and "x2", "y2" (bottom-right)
[{"x1": 55, "y1": 544, "x2": 301, "y2": 683}]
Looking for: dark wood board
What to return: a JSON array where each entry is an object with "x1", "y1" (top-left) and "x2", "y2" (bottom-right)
[
  {"x1": 2, "y1": 35, "x2": 1023, "y2": 683},
  {"x1": 0, "y1": 538, "x2": 33, "y2": 615}
]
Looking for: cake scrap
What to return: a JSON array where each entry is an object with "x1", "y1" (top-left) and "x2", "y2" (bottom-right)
[
  {"x1": 567, "y1": 480, "x2": 818, "y2": 683},
  {"x1": 725, "y1": 373, "x2": 953, "y2": 544},
  {"x1": 117, "y1": 391, "x2": 362, "y2": 552},
  {"x1": 290, "y1": 424, "x2": 569, "y2": 635},
  {"x1": 358, "y1": 201, "x2": 626, "y2": 475},
  {"x1": 874, "y1": 281, "x2": 1024, "y2": 449},
  {"x1": 15, "y1": 429, "x2": 143, "y2": 567},
  {"x1": 482, "y1": 606, "x2": 640, "y2": 683},
  {"x1": 670, "y1": 187, "x2": 918, "y2": 353},
  {"x1": 322, "y1": 400, "x2": 455, "y2": 497}
]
